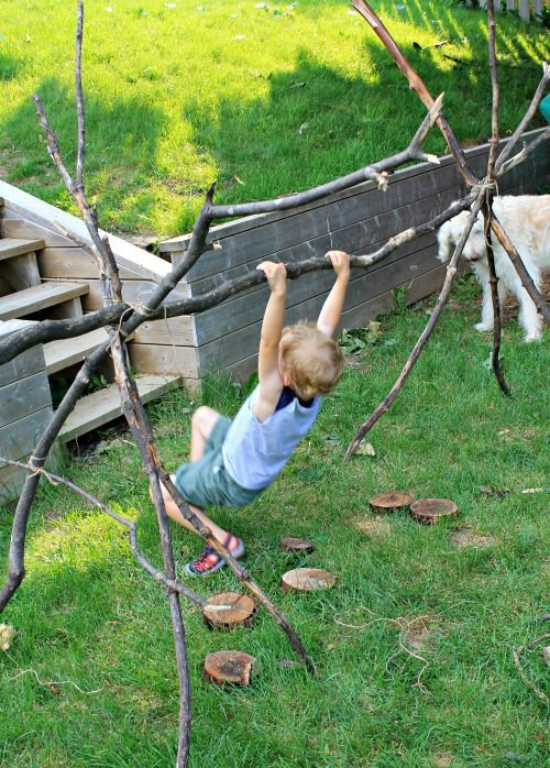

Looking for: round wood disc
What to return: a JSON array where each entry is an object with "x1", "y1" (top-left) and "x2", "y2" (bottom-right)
[
  {"x1": 279, "y1": 537, "x2": 315, "y2": 553},
  {"x1": 369, "y1": 492, "x2": 416, "y2": 514},
  {"x1": 203, "y1": 592, "x2": 256, "y2": 630},
  {"x1": 282, "y1": 568, "x2": 336, "y2": 593},
  {"x1": 204, "y1": 651, "x2": 256, "y2": 686},
  {"x1": 410, "y1": 498, "x2": 458, "y2": 525}
]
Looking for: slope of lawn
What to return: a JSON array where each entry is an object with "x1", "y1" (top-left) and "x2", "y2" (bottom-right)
[
  {"x1": 0, "y1": 0, "x2": 548, "y2": 236},
  {"x1": 0, "y1": 277, "x2": 548, "y2": 767}
]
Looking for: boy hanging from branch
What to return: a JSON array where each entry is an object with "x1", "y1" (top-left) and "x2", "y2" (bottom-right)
[{"x1": 155, "y1": 251, "x2": 350, "y2": 576}]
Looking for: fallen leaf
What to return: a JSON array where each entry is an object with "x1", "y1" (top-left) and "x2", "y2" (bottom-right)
[
  {"x1": 49, "y1": 683, "x2": 61, "y2": 695},
  {"x1": 234, "y1": 34, "x2": 246, "y2": 40},
  {"x1": 290, "y1": 81, "x2": 306, "y2": 88},
  {"x1": 0, "y1": 624, "x2": 15, "y2": 651},
  {"x1": 298, "y1": 122, "x2": 309, "y2": 135},
  {"x1": 521, "y1": 487, "x2": 549, "y2": 494}
]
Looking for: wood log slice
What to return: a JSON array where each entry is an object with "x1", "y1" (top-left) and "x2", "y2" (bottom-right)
[
  {"x1": 282, "y1": 568, "x2": 336, "y2": 593},
  {"x1": 279, "y1": 536, "x2": 315, "y2": 553},
  {"x1": 204, "y1": 651, "x2": 256, "y2": 686},
  {"x1": 203, "y1": 592, "x2": 256, "y2": 631},
  {"x1": 369, "y1": 492, "x2": 416, "y2": 514},
  {"x1": 410, "y1": 498, "x2": 458, "y2": 525}
]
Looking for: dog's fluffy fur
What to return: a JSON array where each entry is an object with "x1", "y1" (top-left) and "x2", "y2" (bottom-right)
[{"x1": 437, "y1": 195, "x2": 550, "y2": 342}]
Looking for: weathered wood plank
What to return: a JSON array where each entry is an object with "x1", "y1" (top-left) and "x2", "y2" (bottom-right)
[
  {"x1": 37, "y1": 247, "x2": 147, "y2": 281},
  {"x1": 132, "y1": 316, "x2": 196, "y2": 347},
  {"x1": 533, "y1": 0, "x2": 543, "y2": 22},
  {"x1": 0, "y1": 371, "x2": 52, "y2": 427},
  {"x1": 0, "y1": 282, "x2": 88, "y2": 321},
  {"x1": 58, "y1": 374, "x2": 181, "y2": 442},
  {"x1": 2, "y1": 252, "x2": 42, "y2": 291},
  {"x1": 0, "y1": 462, "x2": 28, "y2": 504},
  {"x1": 1, "y1": 213, "x2": 78, "y2": 247},
  {"x1": 0, "y1": 407, "x2": 54, "y2": 462},
  {"x1": 0, "y1": 238, "x2": 45, "y2": 260},
  {"x1": 0, "y1": 319, "x2": 45, "y2": 387},
  {"x1": 67, "y1": 277, "x2": 189, "y2": 312},
  {"x1": 404, "y1": 264, "x2": 447, "y2": 305},
  {"x1": 128, "y1": 343, "x2": 198, "y2": 379},
  {"x1": 43, "y1": 328, "x2": 110, "y2": 374}
]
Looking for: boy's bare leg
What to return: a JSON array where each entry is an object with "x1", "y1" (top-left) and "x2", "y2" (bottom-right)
[{"x1": 150, "y1": 404, "x2": 243, "y2": 554}]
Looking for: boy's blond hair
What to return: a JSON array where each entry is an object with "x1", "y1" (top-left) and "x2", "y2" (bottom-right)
[{"x1": 279, "y1": 324, "x2": 344, "y2": 401}]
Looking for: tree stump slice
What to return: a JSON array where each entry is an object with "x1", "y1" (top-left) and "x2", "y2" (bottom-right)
[
  {"x1": 279, "y1": 537, "x2": 315, "y2": 553},
  {"x1": 282, "y1": 568, "x2": 336, "y2": 593},
  {"x1": 369, "y1": 492, "x2": 416, "y2": 514},
  {"x1": 203, "y1": 592, "x2": 256, "y2": 631},
  {"x1": 410, "y1": 498, "x2": 458, "y2": 525},
  {"x1": 204, "y1": 651, "x2": 256, "y2": 686}
]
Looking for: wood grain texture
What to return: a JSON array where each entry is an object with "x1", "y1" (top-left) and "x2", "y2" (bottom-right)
[
  {"x1": 0, "y1": 320, "x2": 45, "y2": 387},
  {"x1": 0, "y1": 371, "x2": 52, "y2": 427},
  {"x1": 128, "y1": 343, "x2": 198, "y2": 378},
  {"x1": 0, "y1": 407, "x2": 54, "y2": 460},
  {"x1": 0, "y1": 282, "x2": 88, "y2": 321}
]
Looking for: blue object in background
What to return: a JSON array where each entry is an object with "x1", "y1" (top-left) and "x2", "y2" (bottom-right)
[{"x1": 540, "y1": 94, "x2": 550, "y2": 124}]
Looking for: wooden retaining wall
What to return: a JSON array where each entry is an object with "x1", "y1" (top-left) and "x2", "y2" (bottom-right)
[
  {"x1": 160, "y1": 128, "x2": 550, "y2": 383},
  {"x1": 0, "y1": 319, "x2": 55, "y2": 503},
  {"x1": 0, "y1": 181, "x2": 200, "y2": 387}
]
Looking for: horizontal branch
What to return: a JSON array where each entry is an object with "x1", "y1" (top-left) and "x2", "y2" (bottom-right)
[
  {"x1": 208, "y1": 97, "x2": 443, "y2": 219},
  {"x1": 0, "y1": 193, "x2": 474, "y2": 366}
]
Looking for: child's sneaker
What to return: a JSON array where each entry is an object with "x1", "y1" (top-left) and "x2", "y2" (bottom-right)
[{"x1": 184, "y1": 535, "x2": 245, "y2": 577}]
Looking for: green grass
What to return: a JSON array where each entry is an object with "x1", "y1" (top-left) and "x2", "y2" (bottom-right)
[
  {"x1": 1, "y1": 277, "x2": 549, "y2": 767},
  {"x1": 0, "y1": 0, "x2": 548, "y2": 236}
]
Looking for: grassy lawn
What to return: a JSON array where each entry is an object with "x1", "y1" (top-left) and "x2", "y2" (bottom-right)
[
  {"x1": 0, "y1": 0, "x2": 548, "y2": 237},
  {"x1": 1, "y1": 277, "x2": 548, "y2": 767}
]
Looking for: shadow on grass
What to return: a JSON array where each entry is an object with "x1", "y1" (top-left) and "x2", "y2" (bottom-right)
[
  {"x1": 180, "y1": 23, "x2": 545, "y2": 234},
  {"x1": 0, "y1": 51, "x2": 23, "y2": 82},
  {"x1": 1, "y1": 77, "x2": 166, "y2": 229}
]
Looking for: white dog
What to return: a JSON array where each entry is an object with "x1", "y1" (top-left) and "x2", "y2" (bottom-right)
[{"x1": 437, "y1": 195, "x2": 550, "y2": 342}]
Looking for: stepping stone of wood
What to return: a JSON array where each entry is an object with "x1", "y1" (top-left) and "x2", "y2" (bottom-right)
[
  {"x1": 410, "y1": 498, "x2": 458, "y2": 525},
  {"x1": 280, "y1": 537, "x2": 315, "y2": 553},
  {"x1": 204, "y1": 651, "x2": 256, "y2": 686},
  {"x1": 282, "y1": 568, "x2": 336, "y2": 593},
  {"x1": 203, "y1": 592, "x2": 256, "y2": 630},
  {"x1": 369, "y1": 491, "x2": 416, "y2": 514}
]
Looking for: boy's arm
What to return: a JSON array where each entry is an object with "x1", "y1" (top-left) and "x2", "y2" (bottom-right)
[
  {"x1": 317, "y1": 250, "x2": 351, "y2": 337},
  {"x1": 253, "y1": 261, "x2": 286, "y2": 421}
]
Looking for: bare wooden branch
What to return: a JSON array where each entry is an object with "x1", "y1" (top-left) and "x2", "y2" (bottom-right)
[
  {"x1": 345, "y1": 192, "x2": 486, "y2": 459},
  {"x1": 351, "y1": 0, "x2": 476, "y2": 187},
  {"x1": 0, "y1": 457, "x2": 206, "y2": 608},
  {"x1": 484, "y1": 0, "x2": 510, "y2": 396}
]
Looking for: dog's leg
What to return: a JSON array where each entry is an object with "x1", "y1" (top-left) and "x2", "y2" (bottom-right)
[
  {"x1": 472, "y1": 262, "x2": 494, "y2": 332},
  {"x1": 513, "y1": 264, "x2": 543, "y2": 342}
]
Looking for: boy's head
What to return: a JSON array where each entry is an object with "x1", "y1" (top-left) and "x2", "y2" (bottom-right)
[{"x1": 279, "y1": 323, "x2": 344, "y2": 401}]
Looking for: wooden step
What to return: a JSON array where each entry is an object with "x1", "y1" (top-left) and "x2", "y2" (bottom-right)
[
  {"x1": 58, "y1": 373, "x2": 181, "y2": 442},
  {"x1": 43, "y1": 328, "x2": 110, "y2": 375},
  {"x1": 0, "y1": 282, "x2": 88, "y2": 321},
  {"x1": 0, "y1": 238, "x2": 45, "y2": 261}
]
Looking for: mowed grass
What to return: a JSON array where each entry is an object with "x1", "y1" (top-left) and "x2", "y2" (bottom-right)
[
  {"x1": 0, "y1": 277, "x2": 548, "y2": 767},
  {"x1": 0, "y1": 0, "x2": 549, "y2": 236}
]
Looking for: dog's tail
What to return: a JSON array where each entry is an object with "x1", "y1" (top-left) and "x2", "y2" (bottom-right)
[{"x1": 436, "y1": 220, "x2": 453, "y2": 264}]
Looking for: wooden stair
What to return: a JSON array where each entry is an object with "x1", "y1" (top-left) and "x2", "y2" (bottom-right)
[
  {"x1": 58, "y1": 373, "x2": 180, "y2": 442},
  {"x1": 0, "y1": 205, "x2": 182, "y2": 445},
  {"x1": 0, "y1": 281, "x2": 88, "y2": 321}
]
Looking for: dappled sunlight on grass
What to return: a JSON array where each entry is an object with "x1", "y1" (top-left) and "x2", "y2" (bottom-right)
[{"x1": 0, "y1": 0, "x2": 547, "y2": 234}]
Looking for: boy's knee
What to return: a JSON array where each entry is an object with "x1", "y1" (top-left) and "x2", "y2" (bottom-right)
[{"x1": 192, "y1": 405, "x2": 215, "y2": 434}]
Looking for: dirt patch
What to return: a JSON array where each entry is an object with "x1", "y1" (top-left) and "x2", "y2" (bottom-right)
[
  {"x1": 403, "y1": 616, "x2": 434, "y2": 652},
  {"x1": 431, "y1": 752, "x2": 456, "y2": 767},
  {"x1": 354, "y1": 517, "x2": 391, "y2": 537},
  {"x1": 502, "y1": 277, "x2": 550, "y2": 324},
  {"x1": 449, "y1": 527, "x2": 495, "y2": 549}
]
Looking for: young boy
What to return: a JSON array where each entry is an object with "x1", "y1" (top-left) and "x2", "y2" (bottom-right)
[{"x1": 158, "y1": 250, "x2": 351, "y2": 576}]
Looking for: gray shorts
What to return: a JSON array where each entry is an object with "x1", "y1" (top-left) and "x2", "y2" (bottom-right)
[{"x1": 175, "y1": 416, "x2": 261, "y2": 508}]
